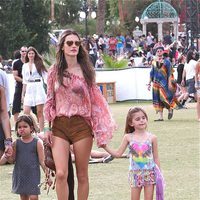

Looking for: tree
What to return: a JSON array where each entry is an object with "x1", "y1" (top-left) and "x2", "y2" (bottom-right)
[
  {"x1": 22, "y1": 0, "x2": 50, "y2": 54},
  {"x1": 54, "y1": 0, "x2": 82, "y2": 27},
  {"x1": 0, "y1": 0, "x2": 30, "y2": 59},
  {"x1": 96, "y1": 0, "x2": 106, "y2": 35}
]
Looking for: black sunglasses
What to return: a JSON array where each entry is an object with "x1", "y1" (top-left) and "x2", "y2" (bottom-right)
[
  {"x1": 65, "y1": 40, "x2": 81, "y2": 47},
  {"x1": 21, "y1": 50, "x2": 27, "y2": 52}
]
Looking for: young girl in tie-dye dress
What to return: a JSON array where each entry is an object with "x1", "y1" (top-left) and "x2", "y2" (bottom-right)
[{"x1": 103, "y1": 107, "x2": 164, "y2": 200}]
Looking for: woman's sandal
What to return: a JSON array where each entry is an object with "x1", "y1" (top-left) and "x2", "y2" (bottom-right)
[
  {"x1": 154, "y1": 119, "x2": 164, "y2": 122},
  {"x1": 168, "y1": 109, "x2": 173, "y2": 120}
]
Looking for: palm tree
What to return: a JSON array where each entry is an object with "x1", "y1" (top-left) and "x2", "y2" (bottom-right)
[
  {"x1": 118, "y1": 0, "x2": 124, "y2": 24},
  {"x1": 50, "y1": 0, "x2": 55, "y2": 21},
  {"x1": 96, "y1": 0, "x2": 106, "y2": 35}
]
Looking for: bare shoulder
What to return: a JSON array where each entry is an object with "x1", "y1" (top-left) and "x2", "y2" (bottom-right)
[
  {"x1": 149, "y1": 133, "x2": 157, "y2": 142},
  {"x1": 123, "y1": 133, "x2": 132, "y2": 142},
  {"x1": 36, "y1": 138, "x2": 43, "y2": 146}
]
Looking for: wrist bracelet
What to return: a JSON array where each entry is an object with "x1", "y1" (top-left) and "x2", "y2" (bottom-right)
[{"x1": 4, "y1": 138, "x2": 12, "y2": 146}]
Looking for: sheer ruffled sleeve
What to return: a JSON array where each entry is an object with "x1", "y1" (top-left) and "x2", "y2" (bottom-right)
[
  {"x1": 89, "y1": 84, "x2": 117, "y2": 147},
  {"x1": 44, "y1": 66, "x2": 56, "y2": 122}
]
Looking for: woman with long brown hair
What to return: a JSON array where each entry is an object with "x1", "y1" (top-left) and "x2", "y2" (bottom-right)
[
  {"x1": 22, "y1": 46, "x2": 47, "y2": 132},
  {"x1": 44, "y1": 29, "x2": 116, "y2": 200}
]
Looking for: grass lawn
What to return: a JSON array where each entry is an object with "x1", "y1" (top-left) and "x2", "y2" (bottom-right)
[{"x1": 0, "y1": 101, "x2": 199, "y2": 200}]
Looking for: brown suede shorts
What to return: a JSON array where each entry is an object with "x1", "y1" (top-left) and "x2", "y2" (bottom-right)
[{"x1": 52, "y1": 115, "x2": 93, "y2": 144}]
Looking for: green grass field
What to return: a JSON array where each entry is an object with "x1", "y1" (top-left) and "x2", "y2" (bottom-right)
[{"x1": 0, "y1": 101, "x2": 199, "y2": 200}]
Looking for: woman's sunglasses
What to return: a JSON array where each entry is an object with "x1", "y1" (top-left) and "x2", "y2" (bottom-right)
[{"x1": 65, "y1": 40, "x2": 81, "y2": 47}]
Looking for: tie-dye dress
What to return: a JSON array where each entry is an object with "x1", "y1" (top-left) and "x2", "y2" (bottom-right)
[{"x1": 128, "y1": 133, "x2": 156, "y2": 187}]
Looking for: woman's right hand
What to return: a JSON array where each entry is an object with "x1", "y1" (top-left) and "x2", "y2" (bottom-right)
[{"x1": 44, "y1": 130, "x2": 53, "y2": 146}]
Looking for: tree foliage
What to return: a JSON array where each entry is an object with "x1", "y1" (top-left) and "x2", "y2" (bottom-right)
[
  {"x1": 0, "y1": 0, "x2": 30, "y2": 59},
  {"x1": 54, "y1": 0, "x2": 82, "y2": 27},
  {"x1": 22, "y1": 0, "x2": 50, "y2": 54},
  {"x1": 0, "y1": 0, "x2": 50, "y2": 59}
]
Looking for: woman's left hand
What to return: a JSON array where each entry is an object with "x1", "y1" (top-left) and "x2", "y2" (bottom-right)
[{"x1": 4, "y1": 145, "x2": 13, "y2": 157}]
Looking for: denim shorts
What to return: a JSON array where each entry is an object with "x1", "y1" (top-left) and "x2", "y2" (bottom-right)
[
  {"x1": 52, "y1": 115, "x2": 93, "y2": 144},
  {"x1": 186, "y1": 78, "x2": 196, "y2": 94}
]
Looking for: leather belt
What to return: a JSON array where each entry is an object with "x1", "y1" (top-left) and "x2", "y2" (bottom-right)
[{"x1": 28, "y1": 79, "x2": 41, "y2": 82}]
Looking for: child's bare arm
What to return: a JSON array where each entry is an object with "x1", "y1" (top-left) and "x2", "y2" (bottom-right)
[
  {"x1": 103, "y1": 134, "x2": 129, "y2": 158},
  {"x1": 152, "y1": 134, "x2": 160, "y2": 168},
  {"x1": 37, "y1": 139, "x2": 47, "y2": 173}
]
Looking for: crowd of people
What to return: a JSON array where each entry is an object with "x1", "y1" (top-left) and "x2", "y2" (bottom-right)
[
  {"x1": 70, "y1": 31, "x2": 190, "y2": 69},
  {"x1": 0, "y1": 28, "x2": 199, "y2": 200}
]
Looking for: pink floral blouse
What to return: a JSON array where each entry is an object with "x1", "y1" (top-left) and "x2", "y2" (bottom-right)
[{"x1": 44, "y1": 66, "x2": 116, "y2": 147}]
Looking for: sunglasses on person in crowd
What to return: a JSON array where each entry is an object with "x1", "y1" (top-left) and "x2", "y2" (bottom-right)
[{"x1": 65, "y1": 41, "x2": 81, "y2": 47}]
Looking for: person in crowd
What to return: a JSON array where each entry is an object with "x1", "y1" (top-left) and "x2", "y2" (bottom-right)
[
  {"x1": 108, "y1": 35, "x2": 117, "y2": 57},
  {"x1": 0, "y1": 84, "x2": 12, "y2": 159},
  {"x1": 82, "y1": 38, "x2": 97, "y2": 67},
  {"x1": 95, "y1": 54, "x2": 104, "y2": 68},
  {"x1": 0, "y1": 115, "x2": 48, "y2": 200},
  {"x1": 98, "y1": 34, "x2": 106, "y2": 53},
  {"x1": 12, "y1": 46, "x2": 27, "y2": 124},
  {"x1": 146, "y1": 32, "x2": 154, "y2": 48},
  {"x1": 163, "y1": 31, "x2": 172, "y2": 45},
  {"x1": 153, "y1": 39, "x2": 164, "y2": 54},
  {"x1": 176, "y1": 55, "x2": 189, "y2": 109},
  {"x1": 4, "y1": 59, "x2": 13, "y2": 72},
  {"x1": 102, "y1": 107, "x2": 163, "y2": 200},
  {"x1": 168, "y1": 41, "x2": 179, "y2": 65},
  {"x1": 116, "y1": 33, "x2": 125, "y2": 56},
  {"x1": 195, "y1": 59, "x2": 200, "y2": 121},
  {"x1": 146, "y1": 47, "x2": 154, "y2": 65},
  {"x1": 104, "y1": 34, "x2": 110, "y2": 54},
  {"x1": 22, "y1": 47, "x2": 47, "y2": 132},
  {"x1": 0, "y1": 67, "x2": 10, "y2": 115},
  {"x1": 125, "y1": 35, "x2": 133, "y2": 56},
  {"x1": 181, "y1": 50, "x2": 197, "y2": 103},
  {"x1": 44, "y1": 29, "x2": 116, "y2": 200},
  {"x1": 148, "y1": 46, "x2": 177, "y2": 121},
  {"x1": 12, "y1": 49, "x2": 21, "y2": 66},
  {"x1": 0, "y1": 66, "x2": 12, "y2": 161},
  {"x1": 128, "y1": 57, "x2": 135, "y2": 68}
]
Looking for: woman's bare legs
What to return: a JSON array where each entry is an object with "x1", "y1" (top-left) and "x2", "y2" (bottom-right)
[
  {"x1": 23, "y1": 106, "x2": 31, "y2": 115},
  {"x1": 36, "y1": 104, "x2": 44, "y2": 131},
  {"x1": 52, "y1": 136, "x2": 70, "y2": 200},
  {"x1": 73, "y1": 136, "x2": 93, "y2": 200}
]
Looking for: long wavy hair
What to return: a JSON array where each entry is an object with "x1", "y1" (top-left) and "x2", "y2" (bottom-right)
[
  {"x1": 56, "y1": 29, "x2": 95, "y2": 87},
  {"x1": 186, "y1": 50, "x2": 195, "y2": 63},
  {"x1": 25, "y1": 46, "x2": 47, "y2": 75},
  {"x1": 124, "y1": 107, "x2": 148, "y2": 134}
]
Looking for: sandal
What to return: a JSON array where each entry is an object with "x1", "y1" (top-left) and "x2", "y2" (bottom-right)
[
  {"x1": 154, "y1": 119, "x2": 164, "y2": 121},
  {"x1": 168, "y1": 109, "x2": 173, "y2": 120},
  {"x1": 102, "y1": 155, "x2": 114, "y2": 163}
]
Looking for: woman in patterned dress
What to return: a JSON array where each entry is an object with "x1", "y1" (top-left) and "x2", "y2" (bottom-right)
[
  {"x1": 148, "y1": 47, "x2": 177, "y2": 121},
  {"x1": 44, "y1": 29, "x2": 116, "y2": 200}
]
